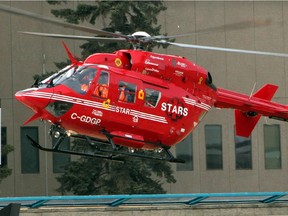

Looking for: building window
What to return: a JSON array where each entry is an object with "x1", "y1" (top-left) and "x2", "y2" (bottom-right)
[
  {"x1": 205, "y1": 125, "x2": 223, "y2": 170},
  {"x1": 176, "y1": 133, "x2": 193, "y2": 171},
  {"x1": 21, "y1": 127, "x2": 39, "y2": 173},
  {"x1": 53, "y1": 137, "x2": 71, "y2": 173},
  {"x1": 235, "y1": 132, "x2": 252, "y2": 170},
  {"x1": 264, "y1": 124, "x2": 281, "y2": 169},
  {"x1": 1, "y1": 127, "x2": 7, "y2": 166}
]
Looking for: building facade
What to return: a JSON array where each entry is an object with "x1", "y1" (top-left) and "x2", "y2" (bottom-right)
[{"x1": 1, "y1": 1, "x2": 288, "y2": 196}]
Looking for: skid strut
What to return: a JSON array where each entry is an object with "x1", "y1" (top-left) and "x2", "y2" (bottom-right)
[{"x1": 26, "y1": 131, "x2": 185, "y2": 163}]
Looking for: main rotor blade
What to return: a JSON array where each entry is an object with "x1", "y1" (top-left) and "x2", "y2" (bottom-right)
[
  {"x1": 20, "y1": 31, "x2": 127, "y2": 42},
  {"x1": 0, "y1": 4, "x2": 127, "y2": 39},
  {"x1": 154, "y1": 19, "x2": 271, "y2": 40},
  {"x1": 160, "y1": 41, "x2": 288, "y2": 58}
]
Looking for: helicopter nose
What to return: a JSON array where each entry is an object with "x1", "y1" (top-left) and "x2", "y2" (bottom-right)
[{"x1": 15, "y1": 89, "x2": 52, "y2": 112}]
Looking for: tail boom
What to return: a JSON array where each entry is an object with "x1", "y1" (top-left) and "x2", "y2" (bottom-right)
[{"x1": 215, "y1": 84, "x2": 288, "y2": 137}]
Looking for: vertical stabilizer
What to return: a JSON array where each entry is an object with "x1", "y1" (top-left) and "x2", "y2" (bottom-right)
[
  {"x1": 235, "y1": 110, "x2": 261, "y2": 137},
  {"x1": 62, "y1": 42, "x2": 82, "y2": 66},
  {"x1": 235, "y1": 84, "x2": 278, "y2": 137}
]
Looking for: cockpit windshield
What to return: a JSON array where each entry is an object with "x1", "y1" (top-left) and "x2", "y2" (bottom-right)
[
  {"x1": 40, "y1": 64, "x2": 97, "y2": 95},
  {"x1": 40, "y1": 65, "x2": 77, "y2": 86}
]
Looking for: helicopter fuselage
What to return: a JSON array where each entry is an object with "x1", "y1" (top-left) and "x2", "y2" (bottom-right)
[{"x1": 16, "y1": 49, "x2": 217, "y2": 150}]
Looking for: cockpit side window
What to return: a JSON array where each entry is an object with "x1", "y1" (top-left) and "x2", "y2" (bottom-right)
[
  {"x1": 79, "y1": 68, "x2": 97, "y2": 93},
  {"x1": 144, "y1": 88, "x2": 161, "y2": 108},
  {"x1": 62, "y1": 66, "x2": 97, "y2": 95},
  {"x1": 92, "y1": 71, "x2": 110, "y2": 99}
]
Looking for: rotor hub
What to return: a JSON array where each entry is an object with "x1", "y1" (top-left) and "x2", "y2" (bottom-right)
[
  {"x1": 131, "y1": 31, "x2": 151, "y2": 38},
  {"x1": 130, "y1": 31, "x2": 152, "y2": 49}
]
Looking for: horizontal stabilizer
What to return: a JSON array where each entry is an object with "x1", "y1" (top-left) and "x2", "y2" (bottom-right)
[{"x1": 235, "y1": 84, "x2": 278, "y2": 137}]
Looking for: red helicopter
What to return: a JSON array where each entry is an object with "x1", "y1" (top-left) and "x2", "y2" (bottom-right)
[{"x1": 2, "y1": 4, "x2": 288, "y2": 163}]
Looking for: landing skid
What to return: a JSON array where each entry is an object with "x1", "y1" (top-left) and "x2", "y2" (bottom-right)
[
  {"x1": 26, "y1": 133, "x2": 185, "y2": 163},
  {"x1": 26, "y1": 135, "x2": 125, "y2": 162}
]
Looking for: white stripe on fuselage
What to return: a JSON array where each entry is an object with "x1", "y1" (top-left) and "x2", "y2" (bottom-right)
[
  {"x1": 24, "y1": 91, "x2": 168, "y2": 124},
  {"x1": 23, "y1": 91, "x2": 212, "y2": 124},
  {"x1": 183, "y1": 97, "x2": 211, "y2": 111}
]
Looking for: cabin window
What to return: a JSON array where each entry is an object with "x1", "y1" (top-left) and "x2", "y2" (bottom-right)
[
  {"x1": 118, "y1": 81, "x2": 136, "y2": 103},
  {"x1": 92, "y1": 71, "x2": 110, "y2": 99},
  {"x1": 144, "y1": 88, "x2": 161, "y2": 108}
]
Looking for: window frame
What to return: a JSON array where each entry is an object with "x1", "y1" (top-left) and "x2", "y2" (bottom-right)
[
  {"x1": 234, "y1": 131, "x2": 252, "y2": 170},
  {"x1": 205, "y1": 124, "x2": 223, "y2": 170},
  {"x1": 52, "y1": 136, "x2": 71, "y2": 173},
  {"x1": 1, "y1": 127, "x2": 7, "y2": 166},
  {"x1": 176, "y1": 133, "x2": 193, "y2": 171},
  {"x1": 264, "y1": 124, "x2": 281, "y2": 169},
  {"x1": 21, "y1": 126, "x2": 40, "y2": 174}
]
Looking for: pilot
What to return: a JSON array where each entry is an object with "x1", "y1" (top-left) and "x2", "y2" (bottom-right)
[
  {"x1": 97, "y1": 85, "x2": 109, "y2": 98},
  {"x1": 81, "y1": 83, "x2": 89, "y2": 92},
  {"x1": 80, "y1": 69, "x2": 95, "y2": 93}
]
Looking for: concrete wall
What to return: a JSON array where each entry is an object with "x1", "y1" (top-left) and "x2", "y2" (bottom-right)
[{"x1": 19, "y1": 204, "x2": 288, "y2": 216}]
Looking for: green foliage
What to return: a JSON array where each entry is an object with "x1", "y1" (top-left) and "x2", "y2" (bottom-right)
[
  {"x1": 49, "y1": 1, "x2": 167, "y2": 57},
  {"x1": 57, "y1": 139, "x2": 176, "y2": 195},
  {"x1": 47, "y1": 0, "x2": 176, "y2": 195},
  {"x1": 56, "y1": 157, "x2": 176, "y2": 195},
  {"x1": 0, "y1": 145, "x2": 14, "y2": 184},
  {"x1": 46, "y1": 0, "x2": 67, "y2": 5}
]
